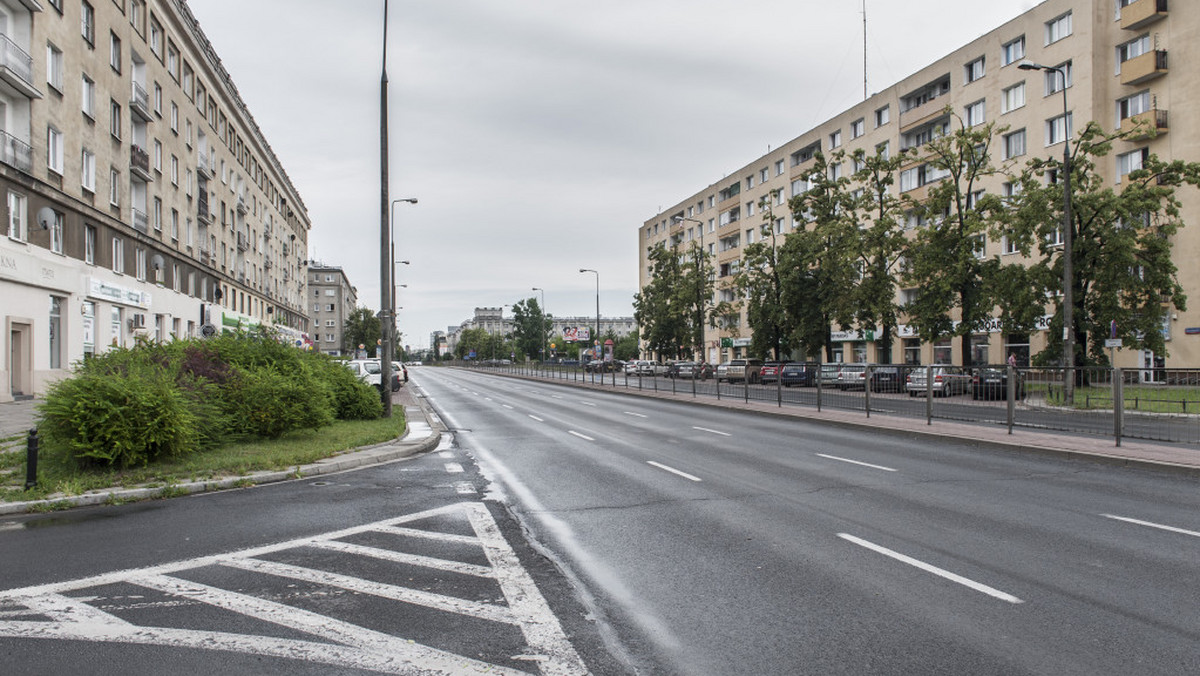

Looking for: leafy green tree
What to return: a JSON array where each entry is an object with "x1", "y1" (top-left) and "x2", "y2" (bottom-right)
[
  {"x1": 613, "y1": 332, "x2": 639, "y2": 361},
  {"x1": 1003, "y1": 121, "x2": 1200, "y2": 364},
  {"x1": 902, "y1": 113, "x2": 1006, "y2": 367},
  {"x1": 342, "y1": 307, "x2": 381, "y2": 357},
  {"x1": 846, "y1": 146, "x2": 914, "y2": 363},
  {"x1": 738, "y1": 189, "x2": 790, "y2": 360},
  {"x1": 634, "y1": 243, "x2": 690, "y2": 360},
  {"x1": 510, "y1": 297, "x2": 550, "y2": 361},
  {"x1": 783, "y1": 152, "x2": 859, "y2": 361}
]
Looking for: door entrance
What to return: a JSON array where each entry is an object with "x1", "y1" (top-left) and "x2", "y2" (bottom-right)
[{"x1": 9, "y1": 323, "x2": 32, "y2": 398}]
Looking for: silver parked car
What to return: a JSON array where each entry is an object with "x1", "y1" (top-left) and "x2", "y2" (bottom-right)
[{"x1": 906, "y1": 364, "x2": 971, "y2": 397}]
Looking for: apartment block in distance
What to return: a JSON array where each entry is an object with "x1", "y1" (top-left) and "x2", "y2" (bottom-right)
[
  {"x1": 641, "y1": 0, "x2": 1195, "y2": 372},
  {"x1": 308, "y1": 263, "x2": 357, "y2": 356},
  {"x1": 1, "y1": 0, "x2": 312, "y2": 401}
]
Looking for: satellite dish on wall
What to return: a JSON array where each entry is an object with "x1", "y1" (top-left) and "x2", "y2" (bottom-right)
[{"x1": 36, "y1": 207, "x2": 56, "y2": 230}]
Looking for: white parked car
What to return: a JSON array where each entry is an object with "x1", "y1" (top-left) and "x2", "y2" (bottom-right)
[{"x1": 346, "y1": 359, "x2": 383, "y2": 387}]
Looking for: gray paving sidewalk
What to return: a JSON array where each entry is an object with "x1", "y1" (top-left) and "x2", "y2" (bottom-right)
[{"x1": 0, "y1": 386, "x2": 443, "y2": 515}]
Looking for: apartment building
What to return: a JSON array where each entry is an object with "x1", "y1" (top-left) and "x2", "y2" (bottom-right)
[
  {"x1": 444, "y1": 308, "x2": 636, "y2": 357},
  {"x1": 1, "y1": 0, "x2": 312, "y2": 401},
  {"x1": 641, "y1": 0, "x2": 1194, "y2": 370},
  {"x1": 308, "y1": 263, "x2": 356, "y2": 356}
]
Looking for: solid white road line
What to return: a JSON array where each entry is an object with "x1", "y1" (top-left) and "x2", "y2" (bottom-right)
[
  {"x1": 816, "y1": 453, "x2": 898, "y2": 472},
  {"x1": 502, "y1": 404, "x2": 514, "y2": 410},
  {"x1": 528, "y1": 415, "x2": 544, "y2": 422},
  {"x1": 568, "y1": 431, "x2": 594, "y2": 441},
  {"x1": 623, "y1": 412, "x2": 647, "y2": 418},
  {"x1": 1102, "y1": 514, "x2": 1200, "y2": 538},
  {"x1": 647, "y1": 461, "x2": 702, "y2": 482},
  {"x1": 579, "y1": 402, "x2": 597, "y2": 407},
  {"x1": 692, "y1": 426, "x2": 730, "y2": 437},
  {"x1": 838, "y1": 533, "x2": 1022, "y2": 604}
]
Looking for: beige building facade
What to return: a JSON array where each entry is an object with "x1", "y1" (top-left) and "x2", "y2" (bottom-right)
[
  {"x1": 641, "y1": 0, "x2": 1196, "y2": 370},
  {"x1": 1, "y1": 0, "x2": 312, "y2": 401}
]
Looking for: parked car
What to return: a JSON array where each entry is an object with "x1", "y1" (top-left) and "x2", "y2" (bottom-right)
[
  {"x1": 759, "y1": 361, "x2": 791, "y2": 384},
  {"x1": 836, "y1": 364, "x2": 867, "y2": 390},
  {"x1": 345, "y1": 359, "x2": 383, "y2": 388},
  {"x1": 971, "y1": 365, "x2": 1026, "y2": 400},
  {"x1": 715, "y1": 361, "x2": 732, "y2": 382},
  {"x1": 672, "y1": 361, "x2": 714, "y2": 380},
  {"x1": 817, "y1": 363, "x2": 843, "y2": 387},
  {"x1": 632, "y1": 360, "x2": 666, "y2": 376},
  {"x1": 868, "y1": 365, "x2": 904, "y2": 393},
  {"x1": 906, "y1": 364, "x2": 971, "y2": 397},
  {"x1": 390, "y1": 361, "x2": 408, "y2": 391},
  {"x1": 585, "y1": 359, "x2": 614, "y2": 373},
  {"x1": 721, "y1": 358, "x2": 763, "y2": 383},
  {"x1": 780, "y1": 362, "x2": 818, "y2": 387}
]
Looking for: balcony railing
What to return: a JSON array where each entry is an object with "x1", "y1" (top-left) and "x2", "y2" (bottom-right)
[
  {"x1": 132, "y1": 208, "x2": 148, "y2": 233},
  {"x1": 237, "y1": 231, "x2": 248, "y2": 251},
  {"x1": 1120, "y1": 49, "x2": 1168, "y2": 85},
  {"x1": 197, "y1": 193, "x2": 211, "y2": 223},
  {"x1": 1121, "y1": 0, "x2": 1168, "y2": 30},
  {"x1": 1122, "y1": 108, "x2": 1169, "y2": 139},
  {"x1": 130, "y1": 81, "x2": 151, "y2": 121},
  {"x1": 0, "y1": 34, "x2": 35, "y2": 93},
  {"x1": 197, "y1": 151, "x2": 212, "y2": 177},
  {"x1": 130, "y1": 144, "x2": 151, "y2": 180},
  {"x1": 0, "y1": 129, "x2": 32, "y2": 172}
]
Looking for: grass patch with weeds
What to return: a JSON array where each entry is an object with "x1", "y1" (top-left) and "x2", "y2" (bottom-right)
[{"x1": 2, "y1": 412, "x2": 404, "y2": 503}]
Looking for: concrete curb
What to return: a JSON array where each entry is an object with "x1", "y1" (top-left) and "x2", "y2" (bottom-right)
[{"x1": 0, "y1": 400, "x2": 444, "y2": 516}]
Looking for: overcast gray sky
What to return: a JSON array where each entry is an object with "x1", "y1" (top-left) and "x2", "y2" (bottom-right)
[{"x1": 187, "y1": 0, "x2": 1038, "y2": 349}]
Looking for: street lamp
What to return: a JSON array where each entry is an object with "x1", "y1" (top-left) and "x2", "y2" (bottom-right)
[
  {"x1": 673, "y1": 215, "x2": 708, "y2": 362},
  {"x1": 385, "y1": 197, "x2": 417, "y2": 415},
  {"x1": 579, "y1": 269, "x2": 599, "y2": 359},
  {"x1": 1018, "y1": 60, "x2": 1074, "y2": 403},
  {"x1": 532, "y1": 287, "x2": 547, "y2": 364}
]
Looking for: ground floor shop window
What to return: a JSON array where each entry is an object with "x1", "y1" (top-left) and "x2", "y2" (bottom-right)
[
  {"x1": 971, "y1": 334, "x2": 989, "y2": 366},
  {"x1": 852, "y1": 342, "x2": 867, "y2": 363},
  {"x1": 903, "y1": 338, "x2": 921, "y2": 365},
  {"x1": 1004, "y1": 334, "x2": 1030, "y2": 367},
  {"x1": 933, "y1": 339, "x2": 952, "y2": 363}
]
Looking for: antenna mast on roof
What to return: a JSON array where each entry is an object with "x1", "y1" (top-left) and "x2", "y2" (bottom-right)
[{"x1": 862, "y1": 0, "x2": 868, "y2": 100}]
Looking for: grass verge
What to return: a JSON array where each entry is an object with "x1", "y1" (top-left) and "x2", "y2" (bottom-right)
[{"x1": 1, "y1": 412, "x2": 405, "y2": 503}]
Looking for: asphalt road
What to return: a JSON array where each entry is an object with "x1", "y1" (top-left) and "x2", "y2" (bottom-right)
[
  {"x1": 0, "y1": 434, "x2": 615, "y2": 675},
  {"x1": 416, "y1": 367, "x2": 1200, "y2": 676}
]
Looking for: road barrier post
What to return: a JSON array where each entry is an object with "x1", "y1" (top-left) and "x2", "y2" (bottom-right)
[
  {"x1": 864, "y1": 365, "x2": 872, "y2": 418},
  {"x1": 1114, "y1": 367, "x2": 1124, "y2": 447},
  {"x1": 925, "y1": 364, "x2": 933, "y2": 425},
  {"x1": 1007, "y1": 365, "x2": 1015, "y2": 434},
  {"x1": 24, "y1": 428, "x2": 38, "y2": 489}
]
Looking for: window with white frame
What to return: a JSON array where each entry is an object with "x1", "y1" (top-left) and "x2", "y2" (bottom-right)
[
  {"x1": 82, "y1": 149, "x2": 96, "y2": 191},
  {"x1": 1045, "y1": 12, "x2": 1072, "y2": 45},
  {"x1": 153, "y1": 82, "x2": 162, "y2": 115},
  {"x1": 1116, "y1": 90, "x2": 1151, "y2": 125},
  {"x1": 850, "y1": 118, "x2": 865, "y2": 139},
  {"x1": 170, "y1": 102, "x2": 178, "y2": 132},
  {"x1": 1045, "y1": 112, "x2": 1072, "y2": 146},
  {"x1": 46, "y1": 43, "x2": 63, "y2": 90},
  {"x1": 1117, "y1": 148, "x2": 1148, "y2": 181},
  {"x1": 1002, "y1": 232, "x2": 1019, "y2": 254},
  {"x1": 149, "y1": 16, "x2": 162, "y2": 57},
  {"x1": 1003, "y1": 129, "x2": 1026, "y2": 159},
  {"x1": 1001, "y1": 36, "x2": 1025, "y2": 66},
  {"x1": 170, "y1": 208, "x2": 179, "y2": 240},
  {"x1": 1001, "y1": 82, "x2": 1025, "y2": 113},
  {"x1": 875, "y1": 105, "x2": 890, "y2": 127},
  {"x1": 110, "y1": 168, "x2": 120, "y2": 206},
  {"x1": 964, "y1": 56, "x2": 985, "y2": 83},
  {"x1": 167, "y1": 41, "x2": 179, "y2": 80},
  {"x1": 1115, "y1": 35, "x2": 1150, "y2": 75},
  {"x1": 112, "y1": 236, "x2": 125, "y2": 273},
  {"x1": 85, "y1": 224, "x2": 96, "y2": 264},
  {"x1": 110, "y1": 99, "x2": 121, "y2": 138},
  {"x1": 153, "y1": 139, "x2": 162, "y2": 171},
  {"x1": 81, "y1": 74, "x2": 94, "y2": 117},
  {"x1": 47, "y1": 126, "x2": 64, "y2": 173},
  {"x1": 964, "y1": 100, "x2": 986, "y2": 127},
  {"x1": 7, "y1": 192, "x2": 26, "y2": 240},
  {"x1": 775, "y1": 160, "x2": 784, "y2": 175},
  {"x1": 81, "y1": 2, "x2": 95, "y2": 44},
  {"x1": 110, "y1": 32, "x2": 121, "y2": 72},
  {"x1": 829, "y1": 130, "x2": 842, "y2": 149},
  {"x1": 135, "y1": 247, "x2": 146, "y2": 281},
  {"x1": 153, "y1": 197, "x2": 162, "y2": 231},
  {"x1": 171, "y1": 155, "x2": 178, "y2": 185},
  {"x1": 1044, "y1": 62, "x2": 1073, "y2": 95}
]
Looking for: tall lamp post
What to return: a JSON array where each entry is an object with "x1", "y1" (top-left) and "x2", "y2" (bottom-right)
[
  {"x1": 579, "y1": 269, "x2": 599, "y2": 359},
  {"x1": 1019, "y1": 60, "x2": 1073, "y2": 403},
  {"x1": 532, "y1": 287, "x2": 547, "y2": 364},
  {"x1": 379, "y1": 0, "x2": 392, "y2": 416},
  {"x1": 389, "y1": 199, "x2": 416, "y2": 368},
  {"x1": 672, "y1": 215, "x2": 708, "y2": 362}
]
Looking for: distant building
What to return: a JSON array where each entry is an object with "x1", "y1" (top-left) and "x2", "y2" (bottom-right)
[
  {"x1": 307, "y1": 264, "x2": 357, "y2": 356},
  {"x1": 445, "y1": 307, "x2": 635, "y2": 356}
]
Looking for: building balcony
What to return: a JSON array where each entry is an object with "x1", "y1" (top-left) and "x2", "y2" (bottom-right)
[
  {"x1": 899, "y1": 104, "x2": 950, "y2": 134},
  {"x1": 0, "y1": 129, "x2": 32, "y2": 173},
  {"x1": 264, "y1": 255, "x2": 274, "y2": 269},
  {"x1": 197, "y1": 193, "x2": 211, "y2": 225},
  {"x1": 236, "y1": 193, "x2": 247, "y2": 215},
  {"x1": 197, "y1": 152, "x2": 212, "y2": 179},
  {"x1": 132, "y1": 208, "x2": 148, "y2": 233},
  {"x1": 1121, "y1": 108, "x2": 1169, "y2": 140},
  {"x1": 236, "y1": 231, "x2": 249, "y2": 252},
  {"x1": 0, "y1": 34, "x2": 40, "y2": 100},
  {"x1": 130, "y1": 145, "x2": 152, "y2": 181},
  {"x1": 130, "y1": 81, "x2": 152, "y2": 122},
  {"x1": 1120, "y1": 50, "x2": 1168, "y2": 86},
  {"x1": 1121, "y1": 0, "x2": 1168, "y2": 30}
]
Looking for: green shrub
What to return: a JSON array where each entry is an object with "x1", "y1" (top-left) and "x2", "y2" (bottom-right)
[
  {"x1": 38, "y1": 365, "x2": 202, "y2": 467},
  {"x1": 305, "y1": 355, "x2": 382, "y2": 420},
  {"x1": 223, "y1": 368, "x2": 334, "y2": 439}
]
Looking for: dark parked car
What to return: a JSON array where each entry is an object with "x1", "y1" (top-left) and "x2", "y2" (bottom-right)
[
  {"x1": 971, "y1": 365, "x2": 1026, "y2": 400},
  {"x1": 759, "y1": 361, "x2": 790, "y2": 384},
  {"x1": 780, "y1": 362, "x2": 818, "y2": 387},
  {"x1": 671, "y1": 361, "x2": 714, "y2": 380},
  {"x1": 868, "y1": 365, "x2": 904, "y2": 393}
]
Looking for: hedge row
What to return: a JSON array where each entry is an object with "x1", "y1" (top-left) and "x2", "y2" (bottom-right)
[{"x1": 38, "y1": 329, "x2": 382, "y2": 468}]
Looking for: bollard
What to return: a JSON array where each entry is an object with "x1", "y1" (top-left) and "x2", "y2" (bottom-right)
[{"x1": 25, "y1": 428, "x2": 38, "y2": 490}]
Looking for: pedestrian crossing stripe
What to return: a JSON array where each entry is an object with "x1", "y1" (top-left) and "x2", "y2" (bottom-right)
[{"x1": 0, "y1": 502, "x2": 589, "y2": 675}]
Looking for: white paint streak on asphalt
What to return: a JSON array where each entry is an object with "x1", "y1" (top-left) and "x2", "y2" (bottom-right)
[
  {"x1": 623, "y1": 412, "x2": 647, "y2": 418},
  {"x1": 568, "y1": 431, "x2": 594, "y2": 441},
  {"x1": 1103, "y1": 514, "x2": 1200, "y2": 538},
  {"x1": 816, "y1": 453, "x2": 898, "y2": 472},
  {"x1": 646, "y1": 461, "x2": 702, "y2": 482},
  {"x1": 692, "y1": 426, "x2": 730, "y2": 437},
  {"x1": 444, "y1": 463, "x2": 465, "y2": 474},
  {"x1": 529, "y1": 415, "x2": 545, "y2": 422},
  {"x1": 838, "y1": 533, "x2": 1023, "y2": 604}
]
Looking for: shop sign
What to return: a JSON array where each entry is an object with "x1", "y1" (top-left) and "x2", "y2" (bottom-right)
[{"x1": 89, "y1": 277, "x2": 151, "y2": 309}]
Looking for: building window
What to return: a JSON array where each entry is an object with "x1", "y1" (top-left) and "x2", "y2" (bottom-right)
[
  {"x1": 1116, "y1": 35, "x2": 1150, "y2": 75},
  {"x1": 1045, "y1": 112, "x2": 1072, "y2": 146},
  {"x1": 82, "y1": 149, "x2": 96, "y2": 191},
  {"x1": 171, "y1": 208, "x2": 179, "y2": 240},
  {"x1": 964, "y1": 100, "x2": 986, "y2": 127},
  {"x1": 167, "y1": 41, "x2": 179, "y2": 80},
  {"x1": 110, "y1": 99, "x2": 122, "y2": 138},
  {"x1": 47, "y1": 211, "x2": 63, "y2": 254},
  {"x1": 850, "y1": 118, "x2": 865, "y2": 138},
  {"x1": 7, "y1": 192, "x2": 25, "y2": 240},
  {"x1": 46, "y1": 43, "x2": 63, "y2": 90},
  {"x1": 149, "y1": 16, "x2": 162, "y2": 57},
  {"x1": 110, "y1": 32, "x2": 121, "y2": 72},
  {"x1": 47, "y1": 126, "x2": 64, "y2": 173},
  {"x1": 829, "y1": 130, "x2": 842, "y2": 149},
  {"x1": 81, "y1": 74, "x2": 95, "y2": 117},
  {"x1": 1003, "y1": 129, "x2": 1026, "y2": 159},
  {"x1": 153, "y1": 139, "x2": 162, "y2": 171},
  {"x1": 81, "y1": 2, "x2": 95, "y2": 44},
  {"x1": 109, "y1": 168, "x2": 120, "y2": 206},
  {"x1": 1044, "y1": 61, "x2": 1073, "y2": 95},
  {"x1": 85, "y1": 224, "x2": 96, "y2": 264},
  {"x1": 1117, "y1": 90, "x2": 1151, "y2": 126},
  {"x1": 964, "y1": 56, "x2": 985, "y2": 83},
  {"x1": 135, "y1": 247, "x2": 146, "y2": 281},
  {"x1": 1001, "y1": 82, "x2": 1025, "y2": 113},
  {"x1": 1001, "y1": 36, "x2": 1025, "y2": 66},
  {"x1": 170, "y1": 102, "x2": 178, "y2": 132},
  {"x1": 153, "y1": 82, "x2": 162, "y2": 115},
  {"x1": 1117, "y1": 148, "x2": 1148, "y2": 181},
  {"x1": 153, "y1": 196, "x2": 162, "y2": 231},
  {"x1": 171, "y1": 155, "x2": 179, "y2": 185},
  {"x1": 874, "y1": 105, "x2": 890, "y2": 127},
  {"x1": 112, "y1": 236, "x2": 125, "y2": 274},
  {"x1": 1045, "y1": 12, "x2": 1072, "y2": 45},
  {"x1": 775, "y1": 160, "x2": 784, "y2": 175}
]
